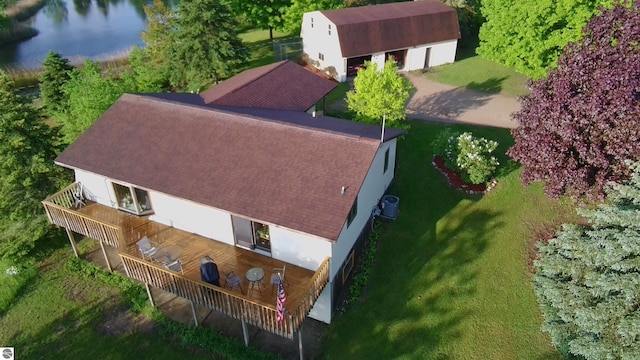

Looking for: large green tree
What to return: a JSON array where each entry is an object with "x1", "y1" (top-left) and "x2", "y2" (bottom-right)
[
  {"x1": 507, "y1": 0, "x2": 640, "y2": 200},
  {"x1": 55, "y1": 60, "x2": 132, "y2": 142},
  {"x1": 0, "y1": 71, "x2": 69, "y2": 261},
  {"x1": 346, "y1": 60, "x2": 412, "y2": 128},
  {"x1": 477, "y1": 0, "x2": 610, "y2": 79},
  {"x1": 281, "y1": 0, "x2": 341, "y2": 34},
  {"x1": 39, "y1": 51, "x2": 74, "y2": 115},
  {"x1": 534, "y1": 161, "x2": 640, "y2": 359},
  {"x1": 169, "y1": 0, "x2": 249, "y2": 90},
  {"x1": 228, "y1": 0, "x2": 291, "y2": 40}
]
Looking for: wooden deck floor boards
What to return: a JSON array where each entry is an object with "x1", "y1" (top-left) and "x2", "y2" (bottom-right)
[{"x1": 79, "y1": 202, "x2": 315, "y2": 309}]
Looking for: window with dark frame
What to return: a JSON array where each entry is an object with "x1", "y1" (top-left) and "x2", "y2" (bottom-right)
[
  {"x1": 384, "y1": 148, "x2": 390, "y2": 173},
  {"x1": 328, "y1": 24, "x2": 331, "y2": 35},
  {"x1": 342, "y1": 250, "x2": 355, "y2": 284},
  {"x1": 311, "y1": 17, "x2": 314, "y2": 28},
  {"x1": 319, "y1": 53, "x2": 324, "y2": 61},
  {"x1": 347, "y1": 196, "x2": 358, "y2": 227}
]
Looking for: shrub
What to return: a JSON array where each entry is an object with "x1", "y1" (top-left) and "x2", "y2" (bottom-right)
[{"x1": 433, "y1": 130, "x2": 499, "y2": 184}]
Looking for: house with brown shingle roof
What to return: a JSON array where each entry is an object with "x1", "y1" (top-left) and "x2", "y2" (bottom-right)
[
  {"x1": 42, "y1": 61, "x2": 403, "y2": 333},
  {"x1": 301, "y1": 0, "x2": 461, "y2": 82}
]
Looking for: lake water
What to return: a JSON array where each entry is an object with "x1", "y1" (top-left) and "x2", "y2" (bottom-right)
[{"x1": 0, "y1": 0, "x2": 174, "y2": 68}]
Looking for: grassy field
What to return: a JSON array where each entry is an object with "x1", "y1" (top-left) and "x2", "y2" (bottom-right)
[
  {"x1": 319, "y1": 121, "x2": 575, "y2": 359},
  {"x1": 422, "y1": 47, "x2": 531, "y2": 98}
]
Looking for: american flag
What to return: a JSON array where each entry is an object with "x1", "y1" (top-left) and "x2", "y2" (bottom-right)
[{"x1": 276, "y1": 278, "x2": 287, "y2": 323}]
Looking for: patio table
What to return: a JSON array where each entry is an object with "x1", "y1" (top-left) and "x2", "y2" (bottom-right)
[
  {"x1": 246, "y1": 267, "x2": 265, "y2": 296},
  {"x1": 154, "y1": 244, "x2": 183, "y2": 265}
]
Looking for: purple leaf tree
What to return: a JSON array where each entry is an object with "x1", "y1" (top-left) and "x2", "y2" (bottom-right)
[{"x1": 507, "y1": 1, "x2": 640, "y2": 200}]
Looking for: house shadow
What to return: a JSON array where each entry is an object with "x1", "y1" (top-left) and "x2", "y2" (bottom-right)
[{"x1": 406, "y1": 77, "x2": 507, "y2": 122}]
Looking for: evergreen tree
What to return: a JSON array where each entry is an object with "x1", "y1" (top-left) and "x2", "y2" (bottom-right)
[
  {"x1": 133, "y1": 0, "x2": 175, "y2": 91},
  {"x1": 0, "y1": 71, "x2": 69, "y2": 261},
  {"x1": 39, "y1": 51, "x2": 74, "y2": 115},
  {"x1": 169, "y1": 0, "x2": 249, "y2": 90},
  {"x1": 507, "y1": 1, "x2": 640, "y2": 200},
  {"x1": 346, "y1": 60, "x2": 412, "y2": 128},
  {"x1": 534, "y1": 161, "x2": 640, "y2": 359}
]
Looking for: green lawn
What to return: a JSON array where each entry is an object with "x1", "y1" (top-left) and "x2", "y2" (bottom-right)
[
  {"x1": 0, "y1": 241, "x2": 275, "y2": 360},
  {"x1": 240, "y1": 29, "x2": 296, "y2": 71},
  {"x1": 319, "y1": 121, "x2": 575, "y2": 359},
  {"x1": 422, "y1": 48, "x2": 531, "y2": 98}
]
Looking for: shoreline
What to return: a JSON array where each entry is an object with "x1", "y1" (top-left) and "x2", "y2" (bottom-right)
[{"x1": 0, "y1": 0, "x2": 46, "y2": 46}]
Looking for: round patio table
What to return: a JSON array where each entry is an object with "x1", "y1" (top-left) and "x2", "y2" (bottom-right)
[{"x1": 246, "y1": 267, "x2": 265, "y2": 296}]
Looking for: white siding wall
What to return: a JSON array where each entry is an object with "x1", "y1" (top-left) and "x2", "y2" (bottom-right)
[
  {"x1": 301, "y1": 12, "x2": 344, "y2": 81},
  {"x1": 331, "y1": 139, "x2": 398, "y2": 280},
  {"x1": 149, "y1": 193, "x2": 235, "y2": 245},
  {"x1": 426, "y1": 39, "x2": 458, "y2": 67},
  {"x1": 371, "y1": 52, "x2": 386, "y2": 71},
  {"x1": 75, "y1": 169, "x2": 115, "y2": 207},
  {"x1": 406, "y1": 45, "x2": 429, "y2": 71},
  {"x1": 269, "y1": 227, "x2": 331, "y2": 271}
]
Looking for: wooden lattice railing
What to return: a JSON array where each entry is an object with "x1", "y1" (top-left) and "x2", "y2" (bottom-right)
[
  {"x1": 121, "y1": 255, "x2": 330, "y2": 339},
  {"x1": 42, "y1": 183, "x2": 123, "y2": 248}
]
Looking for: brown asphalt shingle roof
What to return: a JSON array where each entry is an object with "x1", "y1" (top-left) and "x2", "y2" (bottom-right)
[
  {"x1": 200, "y1": 60, "x2": 337, "y2": 111},
  {"x1": 321, "y1": 0, "x2": 460, "y2": 58},
  {"x1": 55, "y1": 94, "x2": 403, "y2": 242}
]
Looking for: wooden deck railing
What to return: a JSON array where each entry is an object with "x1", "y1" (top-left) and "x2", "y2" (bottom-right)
[
  {"x1": 121, "y1": 254, "x2": 330, "y2": 339},
  {"x1": 42, "y1": 183, "x2": 123, "y2": 248}
]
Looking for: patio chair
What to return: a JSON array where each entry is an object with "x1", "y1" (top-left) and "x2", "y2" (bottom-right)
[
  {"x1": 72, "y1": 183, "x2": 86, "y2": 208},
  {"x1": 224, "y1": 270, "x2": 243, "y2": 293},
  {"x1": 136, "y1": 236, "x2": 159, "y2": 260},
  {"x1": 164, "y1": 259, "x2": 183, "y2": 274},
  {"x1": 270, "y1": 265, "x2": 289, "y2": 294}
]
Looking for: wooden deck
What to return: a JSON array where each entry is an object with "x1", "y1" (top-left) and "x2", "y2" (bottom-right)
[{"x1": 42, "y1": 183, "x2": 330, "y2": 339}]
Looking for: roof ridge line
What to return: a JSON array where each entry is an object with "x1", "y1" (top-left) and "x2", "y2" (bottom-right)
[
  {"x1": 132, "y1": 95, "x2": 381, "y2": 145},
  {"x1": 219, "y1": 60, "x2": 288, "y2": 99}
]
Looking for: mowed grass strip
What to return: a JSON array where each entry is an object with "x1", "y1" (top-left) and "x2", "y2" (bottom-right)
[
  {"x1": 422, "y1": 48, "x2": 530, "y2": 98},
  {"x1": 319, "y1": 121, "x2": 572, "y2": 360}
]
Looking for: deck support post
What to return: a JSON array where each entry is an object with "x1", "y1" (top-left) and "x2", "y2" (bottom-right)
[
  {"x1": 65, "y1": 228, "x2": 79, "y2": 258},
  {"x1": 298, "y1": 322, "x2": 304, "y2": 360},
  {"x1": 145, "y1": 283, "x2": 155, "y2": 307},
  {"x1": 190, "y1": 300, "x2": 199, "y2": 327},
  {"x1": 99, "y1": 240, "x2": 112, "y2": 272},
  {"x1": 241, "y1": 319, "x2": 249, "y2": 346}
]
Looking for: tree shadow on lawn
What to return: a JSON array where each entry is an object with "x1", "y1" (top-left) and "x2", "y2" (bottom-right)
[
  {"x1": 4, "y1": 276, "x2": 213, "y2": 360},
  {"x1": 321, "y1": 122, "x2": 507, "y2": 359},
  {"x1": 406, "y1": 77, "x2": 507, "y2": 121}
]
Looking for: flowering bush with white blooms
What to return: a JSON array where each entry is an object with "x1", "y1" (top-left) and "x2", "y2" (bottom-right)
[{"x1": 432, "y1": 130, "x2": 500, "y2": 184}]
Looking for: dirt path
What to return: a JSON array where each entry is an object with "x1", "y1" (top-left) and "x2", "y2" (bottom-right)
[{"x1": 330, "y1": 72, "x2": 521, "y2": 129}]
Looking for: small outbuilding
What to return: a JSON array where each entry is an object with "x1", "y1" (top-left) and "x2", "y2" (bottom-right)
[{"x1": 301, "y1": 0, "x2": 461, "y2": 82}]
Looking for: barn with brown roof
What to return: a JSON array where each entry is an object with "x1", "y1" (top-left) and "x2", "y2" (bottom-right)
[
  {"x1": 301, "y1": 0, "x2": 461, "y2": 81},
  {"x1": 42, "y1": 60, "x2": 404, "y2": 342}
]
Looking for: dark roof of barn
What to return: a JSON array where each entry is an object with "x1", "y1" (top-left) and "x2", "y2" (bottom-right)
[
  {"x1": 321, "y1": 0, "x2": 460, "y2": 58},
  {"x1": 199, "y1": 60, "x2": 337, "y2": 111},
  {"x1": 55, "y1": 94, "x2": 403, "y2": 242}
]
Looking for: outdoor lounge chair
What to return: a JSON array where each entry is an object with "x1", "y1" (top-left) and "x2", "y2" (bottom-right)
[{"x1": 136, "y1": 236, "x2": 159, "y2": 260}]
